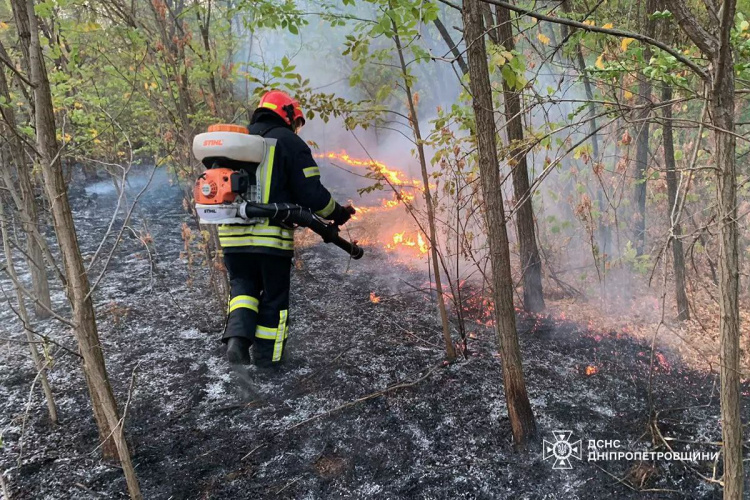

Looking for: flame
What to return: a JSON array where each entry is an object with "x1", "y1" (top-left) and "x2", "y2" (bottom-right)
[
  {"x1": 314, "y1": 151, "x2": 421, "y2": 231},
  {"x1": 382, "y1": 190, "x2": 415, "y2": 208},
  {"x1": 385, "y1": 231, "x2": 429, "y2": 255},
  {"x1": 314, "y1": 150, "x2": 422, "y2": 189},
  {"x1": 585, "y1": 365, "x2": 599, "y2": 376},
  {"x1": 313, "y1": 150, "x2": 433, "y2": 261},
  {"x1": 417, "y1": 233, "x2": 428, "y2": 253},
  {"x1": 370, "y1": 292, "x2": 381, "y2": 304}
]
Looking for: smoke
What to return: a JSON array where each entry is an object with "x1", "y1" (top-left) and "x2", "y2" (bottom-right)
[
  {"x1": 230, "y1": 5, "x2": 458, "y2": 259},
  {"x1": 229, "y1": 4, "x2": 657, "y2": 319}
]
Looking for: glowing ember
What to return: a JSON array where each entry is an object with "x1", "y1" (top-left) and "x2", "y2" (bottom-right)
[
  {"x1": 585, "y1": 365, "x2": 599, "y2": 376},
  {"x1": 654, "y1": 352, "x2": 671, "y2": 373},
  {"x1": 370, "y1": 292, "x2": 381, "y2": 304}
]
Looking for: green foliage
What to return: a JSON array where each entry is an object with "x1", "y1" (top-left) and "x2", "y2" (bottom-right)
[
  {"x1": 488, "y1": 43, "x2": 526, "y2": 90},
  {"x1": 649, "y1": 10, "x2": 673, "y2": 20},
  {"x1": 621, "y1": 241, "x2": 652, "y2": 274},
  {"x1": 234, "y1": 0, "x2": 307, "y2": 32},
  {"x1": 0, "y1": 0, "x2": 745, "y2": 307},
  {"x1": 733, "y1": 12, "x2": 750, "y2": 79}
]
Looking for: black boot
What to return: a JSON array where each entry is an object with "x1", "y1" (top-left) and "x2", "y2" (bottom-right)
[{"x1": 226, "y1": 337, "x2": 251, "y2": 365}]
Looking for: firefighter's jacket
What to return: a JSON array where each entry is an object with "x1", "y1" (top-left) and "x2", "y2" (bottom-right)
[{"x1": 218, "y1": 112, "x2": 346, "y2": 257}]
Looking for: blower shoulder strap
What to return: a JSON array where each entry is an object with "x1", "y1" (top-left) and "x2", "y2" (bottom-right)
[{"x1": 254, "y1": 137, "x2": 278, "y2": 204}]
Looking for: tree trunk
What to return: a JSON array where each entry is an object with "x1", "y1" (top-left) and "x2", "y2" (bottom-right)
[
  {"x1": 663, "y1": 0, "x2": 742, "y2": 494},
  {"x1": 0, "y1": 199, "x2": 57, "y2": 423},
  {"x1": 634, "y1": 0, "x2": 655, "y2": 256},
  {"x1": 433, "y1": 17, "x2": 468, "y2": 75},
  {"x1": 559, "y1": 0, "x2": 609, "y2": 256},
  {"x1": 0, "y1": 39, "x2": 51, "y2": 320},
  {"x1": 13, "y1": 0, "x2": 142, "y2": 498},
  {"x1": 147, "y1": 0, "x2": 229, "y2": 303},
  {"x1": 393, "y1": 25, "x2": 456, "y2": 362},
  {"x1": 660, "y1": 85, "x2": 689, "y2": 321},
  {"x1": 494, "y1": 6, "x2": 545, "y2": 313},
  {"x1": 712, "y1": 52, "x2": 742, "y2": 500},
  {"x1": 463, "y1": 0, "x2": 536, "y2": 446}
]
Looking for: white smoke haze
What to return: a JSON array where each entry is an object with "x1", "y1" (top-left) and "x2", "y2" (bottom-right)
[{"x1": 226, "y1": 3, "x2": 669, "y2": 323}]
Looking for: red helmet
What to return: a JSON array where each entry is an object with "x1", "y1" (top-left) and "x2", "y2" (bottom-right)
[{"x1": 258, "y1": 90, "x2": 305, "y2": 127}]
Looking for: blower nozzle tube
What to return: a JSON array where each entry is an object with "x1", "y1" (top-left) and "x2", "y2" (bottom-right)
[{"x1": 241, "y1": 202, "x2": 364, "y2": 259}]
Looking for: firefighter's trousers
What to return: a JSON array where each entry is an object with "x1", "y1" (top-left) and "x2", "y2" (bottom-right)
[{"x1": 222, "y1": 253, "x2": 291, "y2": 365}]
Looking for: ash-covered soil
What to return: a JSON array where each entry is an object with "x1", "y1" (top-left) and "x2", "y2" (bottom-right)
[{"x1": 0, "y1": 171, "x2": 746, "y2": 499}]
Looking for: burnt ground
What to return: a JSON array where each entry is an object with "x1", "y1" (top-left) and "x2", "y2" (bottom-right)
[{"x1": 0, "y1": 171, "x2": 747, "y2": 499}]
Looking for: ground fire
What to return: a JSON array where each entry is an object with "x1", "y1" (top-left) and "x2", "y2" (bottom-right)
[
  {"x1": 315, "y1": 149, "x2": 430, "y2": 259},
  {"x1": 2, "y1": 1, "x2": 746, "y2": 498}
]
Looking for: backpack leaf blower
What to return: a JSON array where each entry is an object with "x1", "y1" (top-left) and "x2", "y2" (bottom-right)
[{"x1": 192, "y1": 124, "x2": 363, "y2": 260}]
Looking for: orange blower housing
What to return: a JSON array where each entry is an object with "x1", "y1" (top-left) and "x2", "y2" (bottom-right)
[
  {"x1": 194, "y1": 168, "x2": 249, "y2": 205},
  {"x1": 192, "y1": 123, "x2": 266, "y2": 224}
]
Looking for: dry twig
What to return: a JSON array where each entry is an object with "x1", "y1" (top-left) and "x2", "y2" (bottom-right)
[{"x1": 242, "y1": 362, "x2": 443, "y2": 460}]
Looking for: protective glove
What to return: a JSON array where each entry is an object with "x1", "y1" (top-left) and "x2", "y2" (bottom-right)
[{"x1": 331, "y1": 204, "x2": 356, "y2": 226}]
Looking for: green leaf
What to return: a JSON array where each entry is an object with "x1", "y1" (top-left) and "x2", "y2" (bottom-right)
[{"x1": 501, "y1": 65, "x2": 516, "y2": 89}]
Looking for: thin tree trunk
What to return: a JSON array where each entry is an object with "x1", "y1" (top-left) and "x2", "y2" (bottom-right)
[
  {"x1": 393, "y1": 24, "x2": 456, "y2": 362},
  {"x1": 14, "y1": 0, "x2": 142, "y2": 498},
  {"x1": 634, "y1": 0, "x2": 655, "y2": 256},
  {"x1": 0, "y1": 39, "x2": 51, "y2": 320},
  {"x1": 196, "y1": 0, "x2": 219, "y2": 111},
  {"x1": 661, "y1": 85, "x2": 689, "y2": 321},
  {"x1": 0, "y1": 199, "x2": 57, "y2": 423},
  {"x1": 148, "y1": 0, "x2": 229, "y2": 303},
  {"x1": 463, "y1": 0, "x2": 536, "y2": 446},
  {"x1": 559, "y1": 0, "x2": 609, "y2": 255},
  {"x1": 433, "y1": 17, "x2": 468, "y2": 75},
  {"x1": 494, "y1": 6, "x2": 545, "y2": 313}
]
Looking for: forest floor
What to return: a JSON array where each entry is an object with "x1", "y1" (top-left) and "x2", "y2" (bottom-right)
[{"x1": 0, "y1": 171, "x2": 746, "y2": 499}]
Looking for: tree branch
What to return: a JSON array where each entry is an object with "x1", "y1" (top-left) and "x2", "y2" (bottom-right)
[
  {"x1": 433, "y1": 17, "x2": 468, "y2": 75},
  {"x1": 0, "y1": 50, "x2": 33, "y2": 87},
  {"x1": 477, "y1": 0, "x2": 708, "y2": 79},
  {"x1": 436, "y1": 0, "x2": 461, "y2": 12},
  {"x1": 662, "y1": 0, "x2": 719, "y2": 57}
]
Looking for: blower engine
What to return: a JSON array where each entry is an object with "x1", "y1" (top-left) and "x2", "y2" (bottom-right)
[{"x1": 192, "y1": 124, "x2": 363, "y2": 259}]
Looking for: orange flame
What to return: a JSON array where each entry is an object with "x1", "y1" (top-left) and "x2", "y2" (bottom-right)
[
  {"x1": 585, "y1": 365, "x2": 599, "y2": 376},
  {"x1": 370, "y1": 292, "x2": 381, "y2": 304},
  {"x1": 314, "y1": 150, "x2": 422, "y2": 189},
  {"x1": 313, "y1": 150, "x2": 434, "y2": 261},
  {"x1": 385, "y1": 231, "x2": 429, "y2": 255}
]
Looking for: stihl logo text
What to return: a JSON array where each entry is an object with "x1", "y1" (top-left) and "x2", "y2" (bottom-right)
[{"x1": 203, "y1": 139, "x2": 223, "y2": 146}]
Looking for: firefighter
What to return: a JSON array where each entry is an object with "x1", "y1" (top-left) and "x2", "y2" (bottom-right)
[{"x1": 222, "y1": 90, "x2": 354, "y2": 367}]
